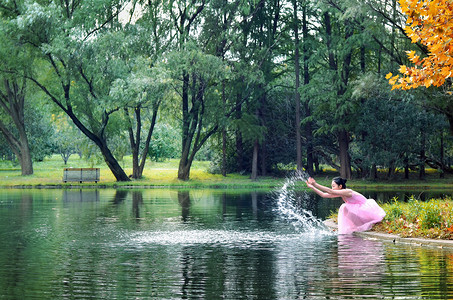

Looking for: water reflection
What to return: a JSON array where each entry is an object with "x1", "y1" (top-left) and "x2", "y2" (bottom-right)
[
  {"x1": 63, "y1": 189, "x2": 99, "y2": 202},
  {"x1": 112, "y1": 189, "x2": 128, "y2": 205},
  {"x1": 360, "y1": 189, "x2": 452, "y2": 203},
  {"x1": 178, "y1": 191, "x2": 190, "y2": 222},
  {"x1": 0, "y1": 188, "x2": 453, "y2": 299},
  {"x1": 132, "y1": 191, "x2": 143, "y2": 221},
  {"x1": 336, "y1": 234, "x2": 386, "y2": 295}
]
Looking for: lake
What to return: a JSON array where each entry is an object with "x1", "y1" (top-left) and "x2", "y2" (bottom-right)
[{"x1": 0, "y1": 186, "x2": 452, "y2": 299}]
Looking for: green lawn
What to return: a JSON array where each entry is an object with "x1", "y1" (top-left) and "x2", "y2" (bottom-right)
[
  {"x1": 0, "y1": 155, "x2": 284, "y2": 188},
  {"x1": 1, "y1": 154, "x2": 453, "y2": 189}
]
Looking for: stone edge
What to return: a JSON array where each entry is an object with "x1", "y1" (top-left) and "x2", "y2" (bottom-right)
[{"x1": 323, "y1": 219, "x2": 453, "y2": 250}]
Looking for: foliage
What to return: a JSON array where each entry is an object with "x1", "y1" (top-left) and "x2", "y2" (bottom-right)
[
  {"x1": 149, "y1": 123, "x2": 180, "y2": 162},
  {"x1": 0, "y1": 135, "x2": 14, "y2": 162},
  {"x1": 25, "y1": 101, "x2": 54, "y2": 162},
  {"x1": 164, "y1": 44, "x2": 230, "y2": 179},
  {"x1": 51, "y1": 113, "x2": 83, "y2": 164},
  {"x1": 351, "y1": 73, "x2": 449, "y2": 174},
  {"x1": 1, "y1": 0, "x2": 453, "y2": 182},
  {"x1": 386, "y1": 0, "x2": 453, "y2": 90},
  {"x1": 373, "y1": 196, "x2": 453, "y2": 239}
]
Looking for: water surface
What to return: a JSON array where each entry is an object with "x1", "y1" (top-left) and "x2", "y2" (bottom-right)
[{"x1": 0, "y1": 188, "x2": 452, "y2": 299}]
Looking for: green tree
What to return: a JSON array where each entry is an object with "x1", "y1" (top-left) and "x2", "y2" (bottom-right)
[
  {"x1": 110, "y1": 58, "x2": 169, "y2": 178},
  {"x1": 1, "y1": 0, "x2": 136, "y2": 181},
  {"x1": 163, "y1": 0, "x2": 235, "y2": 180},
  {"x1": 0, "y1": 77, "x2": 33, "y2": 175},
  {"x1": 0, "y1": 17, "x2": 34, "y2": 175},
  {"x1": 51, "y1": 113, "x2": 83, "y2": 164},
  {"x1": 149, "y1": 123, "x2": 180, "y2": 162},
  {"x1": 164, "y1": 47, "x2": 228, "y2": 180}
]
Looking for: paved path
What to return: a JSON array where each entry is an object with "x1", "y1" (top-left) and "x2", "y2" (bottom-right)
[{"x1": 323, "y1": 219, "x2": 453, "y2": 250}]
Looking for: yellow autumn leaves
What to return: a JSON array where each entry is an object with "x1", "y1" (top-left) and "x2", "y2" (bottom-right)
[{"x1": 387, "y1": 0, "x2": 453, "y2": 90}]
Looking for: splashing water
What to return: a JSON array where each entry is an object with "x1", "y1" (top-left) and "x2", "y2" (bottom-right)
[{"x1": 274, "y1": 170, "x2": 331, "y2": 234}]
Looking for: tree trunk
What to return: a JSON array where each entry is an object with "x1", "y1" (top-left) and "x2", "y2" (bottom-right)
[
  {"x1": 101, "y1": 143, "x2": 131, "y2": 181},
  {"x1": 387, "y1": 161, "x2": 396, "y2": 180},
  {"x1": 178, "y1": 157, "x2": 192, "y2": 181},
  {"x1": 74, "y1": 125, "x2": 130, "y2": 181},
  {"x1": 128, "y1": 108, "x2": 141, "y2": 179},
  {"x1": 251, "y1": 139, "x2": 259, "y2": 180},
  {"x1": 127, "y1": 102, "x2": 159, "y2": 179},
  {"x1": 324, "y1": 12, "x2": 353, "y2": 179},
  {"x1": 440, "y1": 131, "x2": 445, "y2": 178},
  {"x1": 222, "y1": 128, "x2": 227, "y2": 176},
  {"x1": 419, "y1": 130, "x2": 426, "y2": 180},
  {"x1": 314, "y1": 156, "x2": 320, "y2": 174},
  {"x1": 293, "y1": 0, "x2": 302, "y2": 171},
  {"x1": 260, "y1": 141, "x2": 266, "y2": 176},
  {"x1": 17, "y1": 127, "x2": 33, "y2": 175},
  {"x1": 302, "y1": 3, "x2": 314, "y2": 176},
  {"x1": 177, "y1": 73, "x2": 218, "y2": 180},
  {"x1": 338, "y1": 129, "x2": 352, "y2": 179},
  {"x1": 447, "y1": 110, "x2": 453, "y2": 136},
  {"x1": 178, "y1": 72, "x2": 191, "y2": 181},
  {"x1": 0, "y1": 79, "x2": 33, "y2": 175},
  {"x1": 235, "y1": 93, "x2": 244, "y2": 173},
  {"x1": 369, "y1": 164, "x2": 377, "y2": 180},
  {"x1": 222, "y1": 81, "x2": 227, "y2": 177},
  {"x1": 64, "y1": 106, "x2": 131, "y2": 181},
  {"x1": 138, "y1": 103, "x2": 159, "y2": 178},
  {"x1": 253, "y1": 86, "x2": 266, "y2": 179},
  {"x1": 337, "y1": 19, "x2": 353, "y2": 179}
]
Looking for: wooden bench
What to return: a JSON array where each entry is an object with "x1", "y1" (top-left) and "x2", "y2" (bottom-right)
[{"x1": 63, "y1": 168, "x2": 100, "y2": 183}]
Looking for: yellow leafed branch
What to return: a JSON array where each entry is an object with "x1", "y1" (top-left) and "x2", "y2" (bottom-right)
[{"x1": 387, "y1": 0, "x2": 453, "y2": 90}]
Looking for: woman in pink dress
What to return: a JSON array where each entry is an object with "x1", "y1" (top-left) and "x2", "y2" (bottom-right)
[{"x1": 306, "y1": 177, "x2": 386, "y2": 234}]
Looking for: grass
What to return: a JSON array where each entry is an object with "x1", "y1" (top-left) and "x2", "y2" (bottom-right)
[
  {"x1": 1, "y1": 154, "x2": 453, "y2": 190},
  {"x1": 0, "y1": 155, "x2": 290, "y2": 189},
  {"x1": 372, "y1": 197, "x2": 453, "y2": 240},
  {"x1": 327, "y1": 196, "x2": 453, "y2": 240}
]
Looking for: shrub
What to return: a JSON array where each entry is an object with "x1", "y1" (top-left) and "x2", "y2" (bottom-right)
[{"x1": 376, "y1": 197, "x2": 453, "y2": 239}]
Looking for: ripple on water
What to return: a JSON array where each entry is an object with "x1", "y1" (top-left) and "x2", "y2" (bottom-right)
[{"x1": 127, "y1": 228, "x2": 330, "y2": 248}]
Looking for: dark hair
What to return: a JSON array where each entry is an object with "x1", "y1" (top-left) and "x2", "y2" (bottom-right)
[{"x1": 332, "y1": 177, "x2": 347, "y2": 189}]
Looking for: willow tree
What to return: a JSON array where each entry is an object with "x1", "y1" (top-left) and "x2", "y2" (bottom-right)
[
  {"x1": 164, "y1": 48, "x2": 228, "y2": 180},
  {"x1": 0, "y1": 77, "x2": 33, "y2": 175},
  {"x1": 0, "y1": 8, "x2": 34, "y2": 175},
  {"x1": 1, "y1": 0, "x2": 137, "y2": 181}
]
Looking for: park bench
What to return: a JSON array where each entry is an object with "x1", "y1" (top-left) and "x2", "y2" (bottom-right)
[{"x1": 63, "y1": 168, "x2": 100, "y2": 183}]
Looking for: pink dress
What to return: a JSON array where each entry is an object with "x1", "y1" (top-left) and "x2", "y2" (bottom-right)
[{"x1": 337, "y1": 191, "x2": 386, "y2": 234}]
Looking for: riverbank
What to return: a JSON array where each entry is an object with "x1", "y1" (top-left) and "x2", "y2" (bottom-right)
[
  {"x1": 324, "y1": 219, "x2": 453, "y2": 249},
  {"x1": 325, "y1": 196, "x2": 453, "y2": 245},
  {"x1": 1, "y1": 156, "x2": 453, "y2": 189}
]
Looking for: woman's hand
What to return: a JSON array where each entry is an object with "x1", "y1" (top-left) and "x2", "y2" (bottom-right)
[{"x1": 307, "y1": 177, "x2": 316, "y2": 185}]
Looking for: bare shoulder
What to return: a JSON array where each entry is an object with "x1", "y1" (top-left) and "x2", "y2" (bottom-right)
[{"x1": 343, "y1": 189, "x2": 354, "y2": 197}]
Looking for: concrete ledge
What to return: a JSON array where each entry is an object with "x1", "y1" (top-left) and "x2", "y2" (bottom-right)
[{"x1": 323, "y1": 219, "x2": 453, "y2": 249}]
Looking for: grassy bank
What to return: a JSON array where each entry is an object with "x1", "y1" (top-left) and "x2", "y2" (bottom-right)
[
  {"x1": 0, "y1": 155, "x2": 285, "y2": 188},
  {"x1": 328, "y1": 197, "x2": 453, "y2": 240},
  {"x1": 1, "y1": 155, "x2": 453, "y2": 189},
  {"x1": 372, "y1": 197, "x2": 453, "y2": 240}
]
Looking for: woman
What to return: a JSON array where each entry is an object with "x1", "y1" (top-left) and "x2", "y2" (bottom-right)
[{"x1": 306, "y1": 177, "x2": 386, "y2": 234}]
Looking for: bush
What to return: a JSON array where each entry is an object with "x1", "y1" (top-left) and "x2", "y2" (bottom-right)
[{"x1": 375, "y1": 196, "x2": 453, "y2": 239}]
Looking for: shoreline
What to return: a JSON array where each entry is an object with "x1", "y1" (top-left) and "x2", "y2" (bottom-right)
[
  {"x1": 323, "y1": 219, "x2": 453, "y2": 249},
  {"x1": 1, "y1": 181, "x2": 453, "y2": 190}
]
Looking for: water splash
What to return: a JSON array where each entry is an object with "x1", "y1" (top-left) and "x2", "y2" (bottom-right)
[
  {"x1": 273, "y1": 170, "x2": 330, "y2": 234},
  {"x1": 129, "y1": 229, "x2": 305, "y2": 248}
]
